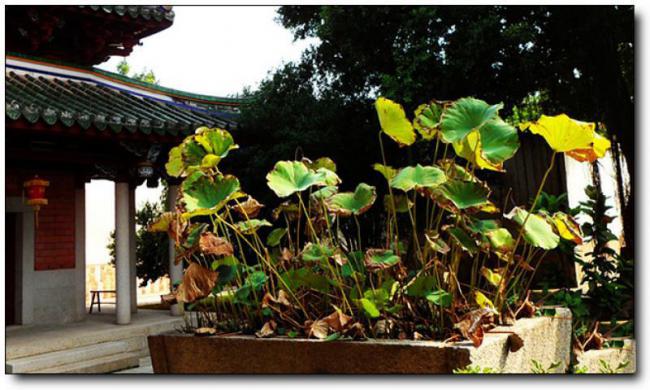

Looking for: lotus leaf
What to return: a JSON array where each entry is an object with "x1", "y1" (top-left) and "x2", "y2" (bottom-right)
[
  {"x1": 165, "y1": 146, "x2": 184, "y2": 177},
  {"x1": 364, "y1": 249, "x2": 401, "y2": 272},
  {"x1": 440, "y1": 97, "x2": 503, "y2": 143},
  {"x1": 301, "y1": 242, "x2": 335, "y2": 262},
  {"x1": 234, "y1": 219, "x2": 272, "y2": 235},
  {"x1": 310, "y1": 186, "x2": 338, "y2": 201},
  {"x1": 375, "y1": 97, "x2": 416, "y2": 147},
  {"x1": 326, "y1": 183, "x2": 377, "y2": 216},
  {"x1": 566, "y1": 132, "x2": 612, "y2": 162},
  {"x1": 519, "y1": 114, "x2": 596, "y2": 153},
  {"x1": 373, "y1": 163, "x2": 399, "y2": 181},
  {"x1": 424, "y1": 232, "x2": 451, "y2": 254},
  {"x1": 405, "y1": 275, "x2": 436, "y2": 297},
  {"x1": 316, "y1": 167, "x2": 342, "y2": 186},
  {"x1": 486, "y1": 228, "x2": 515, "y2": 254},
  {"x1": 359, "y1": 298, "x2": 381, "y2": 318},
  {"x1": 426, "y1": 289, "x2": 452, "y2": 307},
  {"x1": 507, "y1": 207, "x2": 560, "y2": 250},
  {"x1": 194, "y1": 127, "x2": 239, "y2": 161},
  {"x1": 413, "y1": 101, "x2": 444, "y2": 140},
  {"x1": 390, "y1": 164, "x2": 446, "y2": 192},
  {"x1": 383, "y1": 194, "x2": 413, "y2": 213},
  {"x1": 446, "y1": 226, "x2": 479, "y2": 254},
  {"x1": 551, "y1": 211, "x2": 583, "y2": 244},
  {"x1": 266, "y1": 227, "x2": 287, "y2": 247},
  {"x1": 474, "y1": 291, "x2": 495, "y2": 310},
  {"x1": 182, "y1": 171, "x2": 241, "y2": 217},
  {"x1": 480, "y1": 267, "x2": 502, "y2": 287},
  {"x1": 306, "y1": 157, "x2": 337, "y2": 172},
  {"x1": 437, "y1": 180, "x2": 490, "y2": 210},
  {"x1": 266, "y1": 160, "x2": 328, "y2": 198}
]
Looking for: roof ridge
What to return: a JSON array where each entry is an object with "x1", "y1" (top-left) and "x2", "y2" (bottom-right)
[{"x1": 6, "y1": 52, "x2": 252, "y2": 106}]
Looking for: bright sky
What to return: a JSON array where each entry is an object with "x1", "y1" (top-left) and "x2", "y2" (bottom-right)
[{"x1": 86, "y1": 6, "x2": 315, "y2": 264}]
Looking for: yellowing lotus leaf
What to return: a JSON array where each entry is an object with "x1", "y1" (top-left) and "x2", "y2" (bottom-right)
[
  {"x1": 474, "y1": 291, "x2": 495, "y2": 310},
  {"x1": 452, "y1": 130, "x2": 504, "y2": 171},
  {"x1": 519, "y1": 114, "x2": 596, "y2": 153},
  {"x1": 413, "y1": 101, "x2": 444, "y2": 140},
  {"x1": 375, "y1": 97, "x2": 416, "y2": 147},
  {"x1": 480, "y1": 267, "x2": 503, "y2": 287},
  {"x1": 551, "y1": 211, "x2": 583, "y2": 244},
  {"x1": 566, "y1": 132, "x2": 612, "y2": 162},
  {"x1": 373, "y1": 163, "x2": 399, "y2": 181},
  {"x1": 506, "y1": 207, "x2": 559, "y2": 250}
]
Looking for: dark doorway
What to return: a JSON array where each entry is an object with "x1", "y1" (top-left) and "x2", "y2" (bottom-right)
[{"x1": 6, "y1": 212, "x2": 18, "y2": 325}]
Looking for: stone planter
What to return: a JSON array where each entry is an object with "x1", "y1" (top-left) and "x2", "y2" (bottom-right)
[
  {"x1": 148, "y1": 308, "x2": 571, "y2": 374},
  {"x1": 576, "y1": 339, "x2": 636, "y2": 374}
]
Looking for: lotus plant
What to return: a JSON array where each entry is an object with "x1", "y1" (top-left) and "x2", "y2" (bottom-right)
[{"x1": 150, "y1": 96, "x2": 610, "y2": 346}]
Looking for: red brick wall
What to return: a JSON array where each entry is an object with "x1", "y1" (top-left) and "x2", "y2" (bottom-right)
[{"x1": 6, "y1": 170, "x2": 77, "y2": 270}]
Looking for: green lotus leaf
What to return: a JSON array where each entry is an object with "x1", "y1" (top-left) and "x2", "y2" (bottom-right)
[
  {"x1": 383, "y1": 194, "x2": 413, "y2": 214},
  {"x1": 364, "y1": 249, "x2": 401, "y2": 272},
  {"x1": 486, "y1": 228, "x2": 515, "y2": 254},
  {"x1": 266, "y1": 161, "x2": 328, "y2": 198},
  {"x1": 437, "y1": 180, "x2": 490, "y2": 210},
  {"x1": 467, "y1": 219, "x2": 500, "y2": 234},
  {"x1": 234, "y1": 219, "x2": 272, "y2": 235},
  {"x1": 507, "y1": 207, "x2": 559, "y2": 250},
  {"x1": 479, "y1": 118, "x2": 520, "y2": 164},
  {"x1": 306, "y1": 157, "x2": 337, "y2": 172},
  {"x1": 182, "y1": 171, "x2": 241, "y2": 217},
  {"x1": 413, "y1": 101, "x2": 445, "y2": 140},
  {"x1": 390, "y1": 164, "x2": 447, "y2": 192},
  {"x1": 326, "y1": 183, "x2": 376, "y2": 216},
  {"x1": 446, "y1": 226, "x2": 479, "y2": 254},
  {"x1": 373, "y1": 163, "x2": 399, "y2": 181},
  {"x1": 426, "y1": 289, "x2": 452, "y2": 307},
  {"x1": 375, "y1": 97, "x2": 416, "y2": 147},
  {"x1": 266, "y1": 227, "x2": 287, "y2": 247},
  {"x1": 425, "y1": 232, "x2": 451, "y2": 254},
  {"x1": 440, "y1": 97, "x2": 503, "y2": 143},
  {"x1": 316, "y1": 167, "x2": 341, "y2": 186},
  {"x1": 358, "y1": 298, "x2": 381, "y2": 318},
  {"x1": 194, "y1": 127, "x2": 239, "y2": 160},
  {"x1": 405, "y1": 275, "x2": 436, "y2": 297},
  {"x1": 310, "y1": 186, "x2": 338, "y2": 201},
  {"x1": 280, "y1": 268, "x2": 330, "y2": 293},
  {"x1": 437, "y1": 159, "x2": 476, "y2": 181},
  {"x1": 301, "y1": 242, "x2": 335, "y2": 262}
]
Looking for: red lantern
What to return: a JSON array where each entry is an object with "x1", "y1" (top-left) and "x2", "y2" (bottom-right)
[{"x1": 23, "y1": 175, "x2": 49, "y2": 228}]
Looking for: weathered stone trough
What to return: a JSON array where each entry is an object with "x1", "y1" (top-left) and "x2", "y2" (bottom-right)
[
  {"x1": 576, "y1": 339, "x2": 636, "y2": 374},
  {"x1": 148, "y1": 307, "x2": 571, "y2": 374}
]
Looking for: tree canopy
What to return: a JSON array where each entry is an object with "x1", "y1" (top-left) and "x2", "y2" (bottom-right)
[{"x1": 235, "y1": 5, "x2": 634, "y2": 257}]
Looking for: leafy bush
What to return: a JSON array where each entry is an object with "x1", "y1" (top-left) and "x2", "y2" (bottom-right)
[{"x1": 151, "y1": 97, "x2": 609, "y2": 345}]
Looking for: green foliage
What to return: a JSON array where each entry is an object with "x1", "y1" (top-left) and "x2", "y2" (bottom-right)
[
  {"x1": 530, "y1": 360, "x2": 562, "y2": 374},
  {"x1": 453, "y1": 365, "x2": 499, "y2": 374},
  {"x1": 116, "y1": 59, "x2": 158, "y2": 84},
  {"x1": 108, "y1": 197, "x2": 169, "y2": 287}
]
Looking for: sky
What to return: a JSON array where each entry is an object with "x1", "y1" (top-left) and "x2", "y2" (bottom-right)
[{"x1": 85, "y1": 6, "x2": 315, "y2": 264}]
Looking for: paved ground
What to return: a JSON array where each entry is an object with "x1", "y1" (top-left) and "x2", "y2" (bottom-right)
[{"x1": 7, "y1": 309, "x2": 184, "y2": 360}]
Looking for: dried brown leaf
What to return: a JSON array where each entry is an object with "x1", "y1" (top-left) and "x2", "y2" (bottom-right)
[
  {"x1": 255, "y1": 320, "x2": 277, "y2": 338},
  {"x1": 454, "y1": 308, "x2": 494, "y2": 348},
  {"x1": 176, "y1": 262, "x2": 218, "y2": 303},
  {"x1": 194, "y1": 327, "x2": 217, "y2": 337},
  {"x1": 508, "y1": 333, "x2": 524, "y2": 352},
  {"x1": 308, "y1": 319, "x2": 330, "y2": 339},
  {"x1": 198, "y1": 232, "x2": 234, "y2": 257},
  {"x1": 321, "y1": 309, "x2": 352, "y2": 332},
  {"x1": 233, "y1": 196, "x2": 264, "y2": 218}
]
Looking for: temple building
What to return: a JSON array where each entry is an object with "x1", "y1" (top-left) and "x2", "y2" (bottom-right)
[{"x1": 5, "y1": 5, "x2": 244, "y2": 327}]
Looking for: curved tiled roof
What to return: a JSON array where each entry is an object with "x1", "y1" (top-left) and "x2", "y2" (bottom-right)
[
  {"x1": 77, "y1": 5, "x2": 175, "y2": 23},
  {"x1": 5, "y1": 56, "x2": 243, "y2": 137}
]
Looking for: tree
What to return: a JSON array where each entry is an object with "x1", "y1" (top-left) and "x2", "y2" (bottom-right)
[
  {"x1": 241, "y1": 5, "x2": 634, "y2": 258},
  {"x1": 116, "y1": 59, "x2": 159, "y2": 84},
  {"x1": 107, "y1": 190, "x2": 170, "y2": 287}
]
